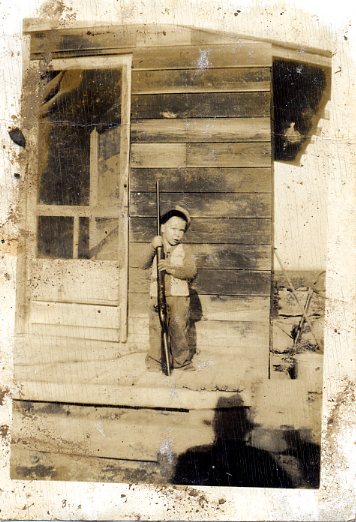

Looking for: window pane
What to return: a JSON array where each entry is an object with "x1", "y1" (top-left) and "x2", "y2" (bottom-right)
[
  {"x1": 38, "y1": 69, "x2": 122, "y2": 205},
  {"x1": 37, "y1": 216, "x2": 73, "y2": 258},
  {"x1": 78, "y1": 217, "x2": 118, "y2": 260},
  {"x1": 78, "y1": 217, "x2": 90, "y2": 259},
  {"x1": 98, "y1": 126, "x2": 121, "y2": 208}
]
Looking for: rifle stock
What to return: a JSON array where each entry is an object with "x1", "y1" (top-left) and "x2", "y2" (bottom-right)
[{"x1": 156, "y1": 181, "x2": 171, "y2": 376}]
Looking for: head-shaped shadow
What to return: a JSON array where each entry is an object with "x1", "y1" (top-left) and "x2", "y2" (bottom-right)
[{"x1": 172, "y1": 394, "x2": 312, "y2": 488}]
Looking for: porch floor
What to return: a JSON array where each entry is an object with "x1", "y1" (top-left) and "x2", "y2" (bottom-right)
[
  {"x1": 102, "y1": 349, "x2": 267, "y2": 391},
  {"x1": 16, "y1": 348, "x2": 267, "y2": 391}
]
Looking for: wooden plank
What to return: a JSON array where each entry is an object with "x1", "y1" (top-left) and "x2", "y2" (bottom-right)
[
  {"x1": 11, "y1": 447, "x2": 163, "y2": 484},
  {"x1": 130, "y1": 143, "x2": 271, "y2": 169},
  {"x1": 132, "y1": 44, "x2": 272, "y2": 70},
  {"x1": 130, "y1": 143, "x2": 187, "y2": 168},
  {"x1": 129, "y1": 317, "x2": 269, "y2": 347},
  {"x1": 49, "y1": 55, "x2": 132, "y2": 72},
  {"x1": 130, "y1": 217, "x2": 272, "y2": 244},
  {"x1": 128, "y1": 316, "x2": 270, "y2": 336},
  {"x1": 72, "y1": 216, "x2": 79, "y2": 259},
  {"x1": 130, "y1": 167, "x2": 272, "y2": 192},
  {"x1": 192, "y1": 243, "x2": 271, "y2": 270},
  {"x1": 117, "y1": 59, "x2": 132, "y2": 342},
  {"x1": 131, "y1": 92, "x2": 270, "y2": 119},
  {"x1": 135, "y1": 26, "x2": 193, "y2": 48},
  {"x1": 30, "y1": 259, "x2": 118, "y2": 304},
  {"x1": 129, "y1": 293, "x2": 270, "y2": 322},
  {"x1": 130, "y1": 243, "x2": 271, "y2": 270},
  {"x1": 190, "y1": 28, "x2": 246, "y2": 45},
  {"x1": 26, "y1": 22, "x2": 268, "y2": 50},
  {"x1": 119, "y1": 336, "x2": 253, "y2": 356},
  {"x1": 89, "y1": 129, "x2": 99, "y2": 206},
  {"x1": 30, "y1": 34, "x2": 271, "y2": 65},
  {"x1": 12, "y1": 382, "x2": 252, "y2": 409},
  {"x1": 14, "y1": 335, "x2": 121, "y2": 366},
  {"x1": 36, "y1": 205, "x2": 119, "y2": 218},
  {"x1": 29, "y1": 324, "x2": 119, "y2": 342},
  {"x1": 130, "y1": 118, "x2": 271, "y2": 143},
  {"x1": 130, "y1": 267, "x2": 271, "y2": 295},
  {"x1": 32, "y1": 41, "x2": 272, "y2": 68},
  {"x1": 272, "y1": 46, "x2": 332, "y2": 68},
  {"x1": 29, "y1": 26, "x2": 137, "y2": 54},
  {"x1": 130, "y1": 193, "x2": 272, "y2": 218},
  {"x1": 187, "y1": 142, "x2": 271, "y2": 167},
  {"x1": 28, "y1": 25, "x2": 193, "y2": 54},
  {"x1": 132, "y1": 68, "x2": 270, "y2": 94},
  {"x1": 30, "y1": 28, "x2": 330, "y2": 68},
  {"x1": 120, "y1": 335, "x2": 266, "y2": 358},
  {"x1": 29, "y1": 302, "x2": 119, "y2": 329},
  {"x1": 12, "y1": 401, "x2": 214, "y2": 462},
  {"x1": 195, "y1": 269, "x2": 271, "y2": 295}
]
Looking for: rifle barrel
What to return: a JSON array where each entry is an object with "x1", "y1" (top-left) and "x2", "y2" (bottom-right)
[
  {"x1": 155, "y1": 179, "x2": 171, "y2": 376},
  {"x1": 156, "y1": 180, "x2": 160, "y2": 236}
]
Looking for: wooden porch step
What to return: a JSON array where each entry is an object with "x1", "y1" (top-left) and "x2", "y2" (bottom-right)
[{"x1": 11, "y1": 447, "x2": 164, "y2": 483}]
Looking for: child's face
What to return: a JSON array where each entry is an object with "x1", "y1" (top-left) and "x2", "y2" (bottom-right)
[{"x1": 161, "y1": 216, "x2": 186, "y2": 246}]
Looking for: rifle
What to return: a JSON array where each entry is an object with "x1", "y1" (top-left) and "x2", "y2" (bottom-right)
[{"x1": 156, "y1": 180, "x2": 171, "y2": 376}]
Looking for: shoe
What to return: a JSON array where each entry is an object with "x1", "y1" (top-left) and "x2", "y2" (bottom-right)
[{"x1": 180, "y1": 362, "x2": 196, "y2": 372}]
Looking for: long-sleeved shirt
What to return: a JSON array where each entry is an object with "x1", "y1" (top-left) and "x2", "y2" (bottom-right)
[{"x1": 138, "y1": 242, "x2": 197, "y2": 297}]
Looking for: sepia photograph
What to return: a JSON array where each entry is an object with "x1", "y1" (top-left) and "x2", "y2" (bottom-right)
[
  {"x1": 10, "y1": 21, "x2": 329, "y2": 488},
  {"x1": 0, "y1": 1, "x2": 354, "y2": 520}
]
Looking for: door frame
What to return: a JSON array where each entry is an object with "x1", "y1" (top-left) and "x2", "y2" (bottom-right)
[{"x1": 17, "y1": 54, "x2": 132, "y2": 342}]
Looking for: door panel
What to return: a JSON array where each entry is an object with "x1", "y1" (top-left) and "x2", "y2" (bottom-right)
[{"x1": 15, "y1": 56, "x2": 132, "y2": 400}]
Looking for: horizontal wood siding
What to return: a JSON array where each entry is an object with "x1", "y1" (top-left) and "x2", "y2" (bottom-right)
[
  {"x1": 130, "y1": 243, "x2": 272, "y2": 270},
  {"x1": 130, "y1": 167, "x2": 272, "y2": 192},
  {"x1": 131, "y1": 143, "x2": 271, "y2": 168},
  {"x1": 132, "y1": 68, "x2": 271, "y2": 94},
  {"x1": 132, "y1": 44, "x2": 272, "y2": 70},
  {"x1": 131, "y1": 92, "x2": 270, "y2": 119},
  {"x1": 130, "y1": 118, "x2": 271, "y2": 143},
  {"x1": 130, "y1": 193, "x2": 271, "y2": 218},
  {"x1": 130, "y1": 217, "x2": 271, "y2": 244},
  {"x1": 130, "y1": 267, "x2": 271, "y2": 296},
  {"x1": 20, "y1": 33, "x2": 272, "y2": 400},
  {"x1": 128, "y1": 40, "x2": 272, "y2": 367},
  {"x1": 129, "y1": 291, "x2": 270, "y2": 318}
]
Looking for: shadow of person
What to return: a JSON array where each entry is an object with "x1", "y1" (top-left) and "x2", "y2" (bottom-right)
[
  {"x1": 282, "y1": 429, "x2": 321, "y2": 488},
  {"x1": 188, "y1": 289, "x2": 203, "y2": 361},
  {"x1": 172, "y1": 394, "x2": 294, "y2": 488}
]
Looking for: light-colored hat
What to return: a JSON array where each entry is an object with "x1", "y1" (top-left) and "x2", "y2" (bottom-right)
[{"x1": 161, "y1": 205, "x2": 191, "y2": 229}]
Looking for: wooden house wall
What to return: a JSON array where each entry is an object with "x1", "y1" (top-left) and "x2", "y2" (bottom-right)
[
  {"x1": 14, "y1": 29, "x2": 272, "y2": 398},
  {"x1": 128, "y1": 41, "x2": 272, "y2": 372},
  {"x1": 10, "y1": 25, "x2": 330, "y2": 483}
]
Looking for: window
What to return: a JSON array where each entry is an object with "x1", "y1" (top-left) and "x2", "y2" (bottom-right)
[{"x1": 36, "y1": 63, "x2": 128, "y2": 260}]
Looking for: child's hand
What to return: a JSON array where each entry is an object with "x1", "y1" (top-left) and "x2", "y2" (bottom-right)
[
  {"x1": 152, "y1": 235, "x2": 163, "y2": 249},
  {"x1": 158, "y1": 260, "x2": 173, "y2": 274}
]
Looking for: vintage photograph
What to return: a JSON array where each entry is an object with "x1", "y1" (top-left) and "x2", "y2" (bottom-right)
[{"x1": 10, "y1": 21, "x2": 331, "y2": 488}]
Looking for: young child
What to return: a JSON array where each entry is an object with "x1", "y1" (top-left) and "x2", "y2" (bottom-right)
[{"x1": 139, "y1": 205, "x2": 197, "y2": 372}]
